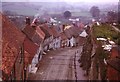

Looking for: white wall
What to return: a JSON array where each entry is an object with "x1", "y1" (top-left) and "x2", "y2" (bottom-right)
[
  {"x1": 29, "y1": 44, "x2": 43, "y2": 73},
  {"x1": 70, "y1": 37, "x2": 76, "y2": 47}
]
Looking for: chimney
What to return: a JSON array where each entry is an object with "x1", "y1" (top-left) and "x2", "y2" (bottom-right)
[
  {"x1": 31, "y1": 18, "x2": 38, "y2": 28},
  {"x1": 62, "y1": 24, "x2": 65, "y2": 32},
  {"x1": 25, "y1": 17, "x2": 30, "y2": 25},
  {"x1": 32, "y1": 18, "x2": 37, "y2": 25}
]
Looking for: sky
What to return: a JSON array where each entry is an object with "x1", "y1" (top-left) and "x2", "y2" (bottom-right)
[{"x1": 1, "y1": 0, "x2": 119, "y2": 3}]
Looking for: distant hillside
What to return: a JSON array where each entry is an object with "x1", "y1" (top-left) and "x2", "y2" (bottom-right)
[
  {"x1": 2, "y1": 2, "x2": 89, "y2": 16},
  {"x1": 2, "y1": 2, "x2": 118, "y2": 17},
  {"x1": 2, "y1": 2, "x2": 39, "y2": 16}
]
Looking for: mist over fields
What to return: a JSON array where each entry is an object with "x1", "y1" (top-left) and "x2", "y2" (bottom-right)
[{"x1": 2, "y1": 2, "x2": 118, "y2": 16}]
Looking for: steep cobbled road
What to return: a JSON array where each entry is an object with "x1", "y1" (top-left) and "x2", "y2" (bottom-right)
[{"x1": 28, "y1": 46, "x2": 87, "y2": 80}]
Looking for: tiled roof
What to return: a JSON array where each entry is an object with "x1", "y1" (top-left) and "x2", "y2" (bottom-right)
[
  {"x1": 2, "y1": 13, "x2": 25, "y2": 75},
  {"x1": 64, "y1": 25, "x2": 80, "y2": 38},
  {"x1": 118, "y1": 46, "x2": 120, "y2": 58},
  {"x1": 22, "y1": 25, "x2": 45, "y2": 45},
  {"x1": 49, "y1": 26, "x2": 59, "y2": 38},
  {"x1": 22, "y1": 25, "x2": 35, "y2": 39},
  {"x1": 39, "y1": 24, "x2": 51, "y2": 39},
  {"x1": 107, "y1": 58, "x2": 120, "y2": 72},
  {"x1": 36, "y1": 26, "x2": 45, "y2": 40},
  {"x1": 60, "y1": 32, "x2": 67, "y2": 40},
  {"x1": 24, "y1": 37, "x2": 39, "y2": 66},
  {"x1": 39, "y1": 24, "x2": 60, "y2": 38},
  {"x1": 110, "y1": 47, "x2": 119, "y2": 59},
  {"x1": 107, "y1": 46, "x2": 120, "y2": 73},
  {"x1": 24, "y1": 51, "x2": 31, "y2": 67},
  {"x1": 0, "y1": 13, "x2": 2, "y2": 71}
]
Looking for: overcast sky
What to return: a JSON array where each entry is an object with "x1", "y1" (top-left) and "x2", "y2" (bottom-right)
[{"x1": 2, "y1": 0, "x2": 119, "y2": 3}]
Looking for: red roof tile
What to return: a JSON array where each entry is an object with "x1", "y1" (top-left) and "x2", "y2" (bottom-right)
[
  {"x1": 107, "y1": 47, "x2": 120, "y2": 80},
  {"x1": 50, "y1": 26, "x2": 59, "y2": 38},
  {"x1": 107, "y1": 65, "x2": 120, "y2": 80},
  {"x1": 1, "y1": 13, "x2": 25, "y2": 75},
  {"x1": 24, "y1": 37, "x2": 39, "y2": 65},
  {"x1": 110, "y1": 47, "x2": 119, "y2": 59},
  {"x1": 0, "y1": 13, "x2": 2, "y2": 69},
  {"x1": 22, "y1": 25, "x2": 35, "y2": 38},
  {"x1": 36, "y1": 26, "x2": 45, "y2": 40},
  {"x1": 39, "y1": 24, "x2": 51, "y2": 39},
  {"x1": 60, "y1": 32, "x2": 67, "y2": 40},
  {"x1": 22, "y1": 25, "x2": 45, "y2": 45},
  {"x1": 64, "y1": 26, "x2": 79, "y2": 38},
  {"x1": 107, "y1": 58, "x2": 120, "y2": 72},
  {"x1": 39, "y1": 24, "x2": 59, "y2": 38},
  {"x1": 24, "y1": 51, "x2": 30, "y2": 67}
]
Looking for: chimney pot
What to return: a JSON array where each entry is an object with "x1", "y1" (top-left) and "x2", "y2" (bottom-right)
[{"x1": 26, "y1": 17, "x2": 30, "y2": 25}]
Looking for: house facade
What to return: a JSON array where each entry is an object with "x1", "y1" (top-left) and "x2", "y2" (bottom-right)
[
  {"x1": 49, "y1": 26, "x2": 61, "y2": 49},
  {"x1": 22, "y1": 18, "x2": 45, "y2": 74},
  {"x1": 69, "y1": 36, "x2": 76, "y2": 47},
  {"x1": 39, "y1": 24, "x2": 53, "y2": 52},
  {"x1": 60, "y1": 32, "x2": 68, "y2": 48},
  {"x1": 52, "y1": 37, "x2": 61, "y2": 49},
  {"x1": 23, "y1": 37, "x2": 39, "y2": 74},
  {"x1": 64, "y1": 25, "x2": 81, "y2": 47}
]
